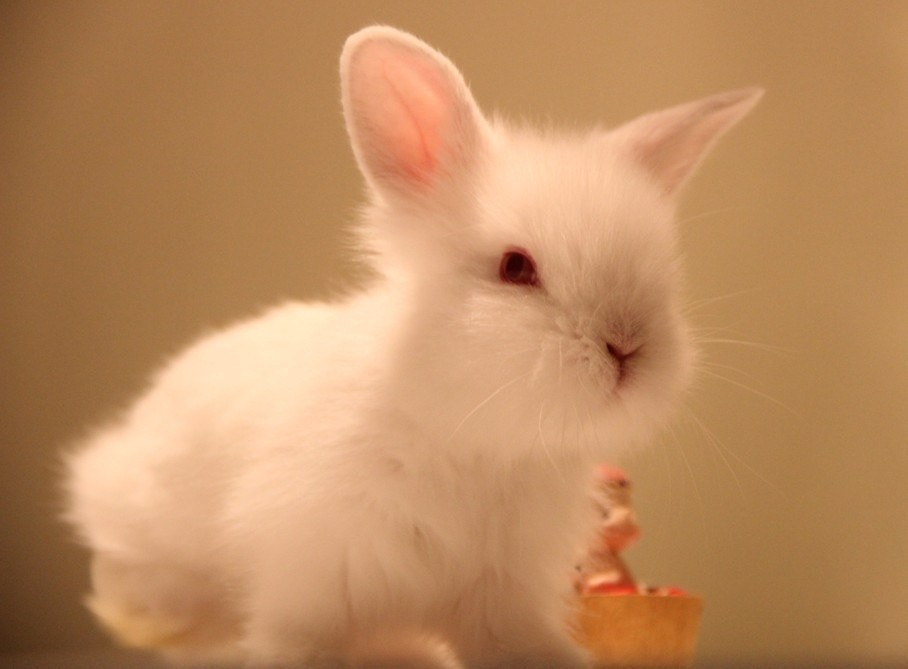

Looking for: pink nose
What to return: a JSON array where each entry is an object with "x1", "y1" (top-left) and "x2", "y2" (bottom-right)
[{"x1": 606, "y1": 342, "x2": 638, "y2": 363}]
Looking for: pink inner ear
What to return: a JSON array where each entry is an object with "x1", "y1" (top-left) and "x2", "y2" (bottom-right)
[
  {"x1": 378, "y1": 58, "x2": 450, "y2": 183},
  {"x1": 345, "y1": 33, "x2": 482, "y2": 195},
  {"x1": 615, "y1": 88, "x2": 763, "y2": 196}
]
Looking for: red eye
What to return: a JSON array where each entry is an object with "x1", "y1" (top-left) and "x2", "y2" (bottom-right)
[{"x1": 499, "y1": 248, "x2": 539, "y2": 286}]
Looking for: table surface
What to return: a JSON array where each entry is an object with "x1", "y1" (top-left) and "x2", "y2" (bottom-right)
[{"x1": 0, "y1": 649, "x2": 900, "y2": 669}]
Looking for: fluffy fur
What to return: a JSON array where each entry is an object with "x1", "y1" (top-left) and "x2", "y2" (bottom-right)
[{"x1": 64, "y1": 26, "x2": 761, "y2": 668}]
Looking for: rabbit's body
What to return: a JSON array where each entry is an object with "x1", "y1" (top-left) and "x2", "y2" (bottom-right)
[
  {"x1": 65, "y1": 26, "x2": 761, "y2": 668},
  {"x1": 70, "y1": 292, "x2": 597, "y2": 666}
]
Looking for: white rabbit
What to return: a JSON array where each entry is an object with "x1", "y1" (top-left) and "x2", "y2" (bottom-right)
[{"x1": 64, "y1": 25, "x2": 761, "y2": 669}]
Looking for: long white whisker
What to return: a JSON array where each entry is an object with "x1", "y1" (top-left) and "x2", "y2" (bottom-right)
[
  {"x1": 672, "y1": 419, "x2": 709, "y2": 548},
  {"x1": 557, "y1": 337, "x2": 564, "y2": 390},
  {"x1": 685, "y1": 403, "x2": 789, "y2": 502},
  {"x1": 696, "y1": 359, "x2": 764, "y2": 387},
  {"x1": 590, "y1": 300, "x2": 606, "y2": 325},
  {"x1": 683, "y1": 409, "x2": 745, "y2": 502},
  {"x1": 663, "y1": 423, "x2": 681, "y2": 510},
  {"x1": 676, "y1": 206, "x2": 742, "y2": 226},
  {"x1": 695, "y1": 336, "x2": 796, "y2": 357},
  {"x1": 536, "y1": 400, "x2": 562, "y2": 478},
  {"x1": 697, "y1": 368, "x2": 799, "y2": 417},
  {"x1": 446, "y1": 372, "x2": 531, "y2": 444},
  {"x1": 682, "y1": 287, "x2": 764, "y2": 315}
]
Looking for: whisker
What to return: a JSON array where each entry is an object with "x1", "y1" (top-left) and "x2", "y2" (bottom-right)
[
  {"x1": 682, "y1": 409, "x2": 745, "y2": 502},
  {"x1": 536, "y1": 400, "x2": 562, "y2": 478},
  {"x1": 660, "y1": 424, "x2": 679, "y2": 510},
  {"x1": 682, "y1": 287, "x2": 765, "y2": 315},
  {"x1": 652, "y1": 423, "x2": 681, "y2": 509},
  {"x1": 676, "y1": 206, "x2": 742, "y2": 227},
  {"x1": 671, "y1": 420, "x2": 710, "y2": 547},
  {"x1": 696, "y1": 359, "x2": 764, "y2": 387},
  {"x1": 684, "y1": 402, "x2": 789, "y2": 503},
  {"x1": 445, "y1": 372, "x2": 531, "y2": 444},
  {"x1": 590, "y1": 300, "x2": 606, "y2": 326},
  {"x1": 557, "y1": 337, "x2": 564, "y2": 390},
  {"x1": 694, "y1": 336, "x2": 796, "y2": 357},
  {"x1": 697, "y1": 368, "x2": 799, "y2": 417}
]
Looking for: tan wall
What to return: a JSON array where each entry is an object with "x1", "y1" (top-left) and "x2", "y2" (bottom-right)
[{"x1": 2, "y1": 1, "x2": 907, "y2": 665}]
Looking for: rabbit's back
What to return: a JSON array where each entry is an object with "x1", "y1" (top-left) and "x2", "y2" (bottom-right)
[{"x1": 65, "y1": 296, "x2": 381, "y2": 565}]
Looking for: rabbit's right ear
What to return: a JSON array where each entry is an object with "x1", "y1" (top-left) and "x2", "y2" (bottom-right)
[{"x1": 341, "y1": 27, "x2": 487, "y2": 201}]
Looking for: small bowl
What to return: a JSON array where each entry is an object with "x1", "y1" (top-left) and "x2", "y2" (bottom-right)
[{"x1": 572, "y1": 593, "x2": 704, "y2": 667}]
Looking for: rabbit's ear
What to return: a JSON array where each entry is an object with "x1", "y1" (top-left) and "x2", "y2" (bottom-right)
[
  {"x1": 341, "y1": 27, "x2": 487, "y2": 200},
  {"x1": 611, "y1": 87, "x2": 763, "y2": 196}
]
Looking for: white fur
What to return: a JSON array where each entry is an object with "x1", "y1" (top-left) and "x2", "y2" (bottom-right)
[{"x1": 63, "y1": 26, "x2": 761, "y2": 668}]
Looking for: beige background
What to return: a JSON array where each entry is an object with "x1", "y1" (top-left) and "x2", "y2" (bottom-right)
[{"x1": 2, "y1": 1, "x2": 907, "y2": 666}]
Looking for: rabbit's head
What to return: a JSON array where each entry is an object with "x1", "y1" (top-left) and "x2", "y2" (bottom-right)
[{"x1": 341, "y1": 27, "x2": 761, "y2": 465}]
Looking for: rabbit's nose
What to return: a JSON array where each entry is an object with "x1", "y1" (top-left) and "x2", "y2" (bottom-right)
[
  {"x1": 606, "y1": 341, "x2": 641, "y2": 384},
  {"x1": 605, "y1": 342, "x2": 639, "y2": 364}
]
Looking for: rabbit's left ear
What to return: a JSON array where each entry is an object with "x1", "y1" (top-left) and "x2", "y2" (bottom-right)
[
  {"x1": 611, "y1": 87, "x2": 764, "y2": 196},
  {"x1": 341, "y1": 27, "x2": 488, "y2": 200}
]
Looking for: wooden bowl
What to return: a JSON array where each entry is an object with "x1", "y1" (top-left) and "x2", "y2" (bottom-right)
[{"x1": 572, "y1": 594, "x2": 703, "y2": 667}]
